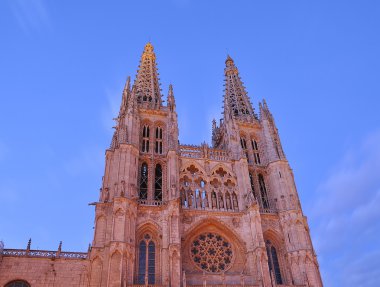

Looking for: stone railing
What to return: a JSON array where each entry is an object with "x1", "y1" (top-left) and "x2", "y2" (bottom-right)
[
  {"x1": 138, "y1": 199, "x2": 165, "y2": 206},
  {"x1": 2, "y1": 248, "x2": 88, "y2": 259},
  {"x1": 259, "y1": 207, "x2": 277, "y2": 214},
  {"x1": 209, "y1": 149, "x2": 230, "y2": 161},
  {"x1": 180, "y1": 144, "x2": 230, "y2": 161},
  {"x1": 179, "y1": 145, "x2": 203, "y2": 158}
]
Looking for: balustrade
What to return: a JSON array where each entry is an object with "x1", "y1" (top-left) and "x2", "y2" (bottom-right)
[
  {"x1": 138, "y1": 199, "x2": 164, "y2": 206},
  {"x1": 180, "y1": 145, "x2": 230, "y2": 161},
  {"x1": 2, "y1": 248, "x2": 88, "y2": 259}
]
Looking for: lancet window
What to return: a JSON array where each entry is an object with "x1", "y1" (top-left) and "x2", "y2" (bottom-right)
[
  {"x1": 266, "y1": 240, "x2": 283, "y2": 284},
  {"x1": 249, "y1": 173, "x2": 256, "y2": 198},
  {"x1": 240, "y1": 137, "x2": 249, "y2": 159},
  {"x1": 139, "y1": 163, "x2": 148, "y2": 200},
  {"x1": 251, "y1": 139, "x2": 261, "y2": 164},
  {"x1": 258, "y1": 174, "x2": 270, "y2": 210},
  {"x1": 142, "y1": 125, "x2": 150, "y2": 153},
  {"x1": 137, "y1": 234, "x2": 156, "y2": 284},
  {"x1": 155, "y1": 127, "x2": 163, "y2": 154},
  {"x1": 154, "y1": 164, "x2": 162, "y2": 201}
]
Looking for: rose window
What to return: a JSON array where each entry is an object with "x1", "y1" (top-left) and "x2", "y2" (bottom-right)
[{"x1": 190, "y1": 233, "x2": 233, "y2": 273}]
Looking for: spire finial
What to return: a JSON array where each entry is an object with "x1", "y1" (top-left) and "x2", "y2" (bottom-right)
[
  {"x1": 225, "y1": 54, "x2": 234, "y2": 66},
  {"x1": 144, "y1": 42, "x2": 154, "y2": 53}
]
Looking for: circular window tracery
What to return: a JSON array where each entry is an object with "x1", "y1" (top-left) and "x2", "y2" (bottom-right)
[{"x1": 190, "y1": 233, "x2": 233, "y2": 273}]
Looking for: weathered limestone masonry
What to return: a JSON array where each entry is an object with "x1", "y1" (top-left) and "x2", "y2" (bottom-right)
[{"x1": 0, "y1": 43, "x2": 323, "y2": 287}]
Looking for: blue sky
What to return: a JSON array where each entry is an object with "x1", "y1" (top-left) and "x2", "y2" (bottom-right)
[{"x1": 0, "y1": 1, "x2": 379, "y2": 286}]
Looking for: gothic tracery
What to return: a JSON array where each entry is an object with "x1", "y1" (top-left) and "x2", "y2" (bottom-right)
[{"x1": 190, "y1": 233, "x2": 233, "y2": 273}]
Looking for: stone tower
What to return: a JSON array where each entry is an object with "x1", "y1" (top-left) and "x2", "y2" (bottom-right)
[
  {"x1": 0, "y1": 42, "x2": 323, "y2": 287},
  {"x1": 89, "y1": 42, "x2": 181, "y2": 286},
  {"x1": 87, "y1": 43, "x2": 323, "y2": 287}
]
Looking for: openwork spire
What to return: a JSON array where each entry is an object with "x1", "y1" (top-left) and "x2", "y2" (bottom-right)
[
  {"x1": 134, "y1": 42, "x2": 162, "y2": 109},
  {"x1": 224, "y1": 55, "x2": 256, "y2": 120}
]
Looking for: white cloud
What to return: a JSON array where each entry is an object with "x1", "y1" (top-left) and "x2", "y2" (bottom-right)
[{"x1": 312, "y1": 131, "x2": 380, "y2": 286}]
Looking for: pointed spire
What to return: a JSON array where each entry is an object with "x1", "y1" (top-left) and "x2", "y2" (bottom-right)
[
  {"x1": 134, "y1": 42, "x2": 163, "y2": 109},
  {"x1": 167, "y1": 84, "x2": 176, "y2": 112},
  {"x1": 259, "y1": 99, "x2": 286, "y2": 160},
  {"x1": 223, "y1": 55, "x2": 257, "y2": 121},
  {"x1": 259, "y1": 98, "x2": 271, "y2": 120},
  {"x1": 118, "y1": 76, "x2": 131, "y2": 118}
]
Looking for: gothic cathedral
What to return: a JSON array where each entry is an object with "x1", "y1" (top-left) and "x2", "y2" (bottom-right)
[{"x1": 0, "y1": 43, "x2": 323, "y2": 287}]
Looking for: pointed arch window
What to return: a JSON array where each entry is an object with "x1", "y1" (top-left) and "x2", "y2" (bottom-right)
[
  {"x1": 266, "y1": 240, "x2": 283, "y2": 284},
  {"x1": 154, "y1": 164, "x2": 162, "y2": 201},
  {"x1": 251, "y1": 139, "x2": 261, "y2": 164},
  {"x1": 240, "y1": 137, "x2": 247, "y2": 150},
  {"x1": 142, "y1": 125, "x2": 150, "y2": 153},
  {"x1": 258, "y1": 174, "x2": 270, "y2": 210},
  {"x1": 5, "y1": 281, "x2": 30, "y2": 287},
  {"x1": 155, "y1": 127, "x2": 163, "y2": 154},
  {"x1": 249, "y1": 173, "x2": 256, "y2": 199},
  {"x1": 139, "y1": 163, "x2": 148, "y2": 200},
  {"x1": 138, "y1": 234, "x2": 156, "y2": 284},
  {"x1": 240, "y1": 137, "x2": 249, "y2": 159}
]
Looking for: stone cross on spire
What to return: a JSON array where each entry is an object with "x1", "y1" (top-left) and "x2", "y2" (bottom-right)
[
  {"x1": 134, "y1": 42, "x2": 163, "y2": 109},
  {"x1": 223, "y1": 55, "x2": 257, "y2": 121}
]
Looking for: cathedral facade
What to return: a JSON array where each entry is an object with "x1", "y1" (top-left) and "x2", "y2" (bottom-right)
[{"x1": 0, "y1": 43, "x2": 323, "y2": 287}]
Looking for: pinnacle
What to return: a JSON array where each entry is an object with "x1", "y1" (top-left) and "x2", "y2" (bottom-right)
[
  {"x1": 144, "y1": 42, "x2": 154, "y2": 53},
  {"x1": 225, "y1": 54, "x2": 234, "y2": 66}
]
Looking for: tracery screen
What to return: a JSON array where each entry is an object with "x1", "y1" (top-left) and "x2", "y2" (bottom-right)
[{"x1": 190, "y1": 233, "x2": 233, "y2": 273}]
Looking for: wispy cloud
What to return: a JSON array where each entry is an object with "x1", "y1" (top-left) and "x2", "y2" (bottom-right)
[
  {"x1": 9, "y1": 0, "x2": 52, "y2": 34},
  {"x1": 312, "y1": 130, "x2": 380, "y2": 286}
]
